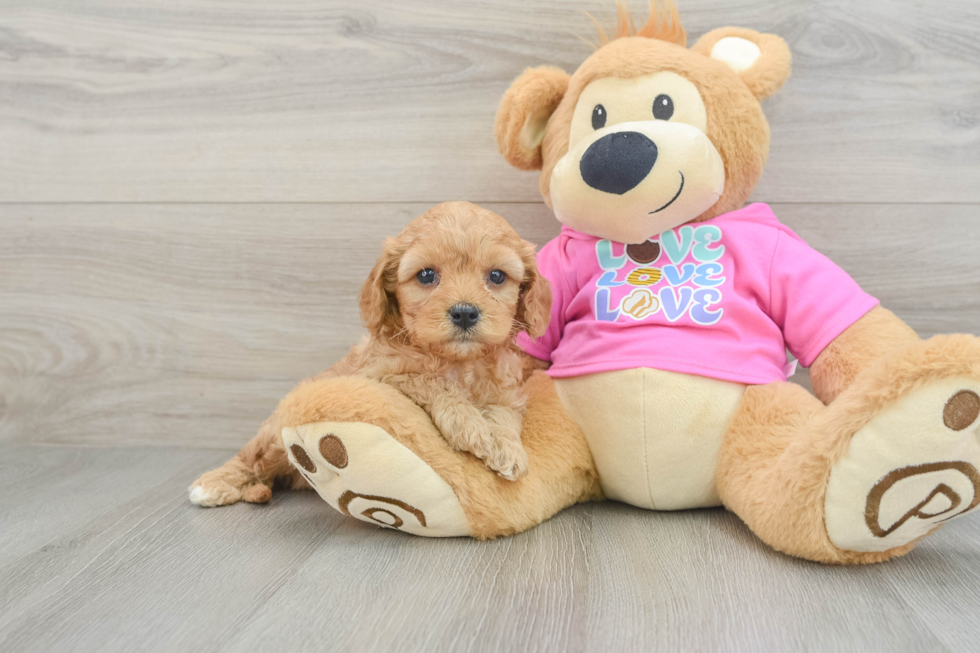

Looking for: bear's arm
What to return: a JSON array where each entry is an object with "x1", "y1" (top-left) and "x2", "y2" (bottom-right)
[
  {"x1": 765, "y1": 227, "x2": 919, "y2": 402},
  {"x1": 809, "y1": 306, "x2": 920, "y2": 404}
]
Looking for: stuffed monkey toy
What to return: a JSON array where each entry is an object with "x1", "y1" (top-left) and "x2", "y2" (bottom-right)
[{"x1": 191, "y1": 1, "x2": 980, "y2": 564}]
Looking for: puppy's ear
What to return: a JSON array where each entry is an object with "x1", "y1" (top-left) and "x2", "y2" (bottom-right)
[
  {"x1": 692, "y1": 27, "x2": 792, "y2": 100},
  {"x1": 359, "y1": 238, "x2": 403, "y2": 337},
  {"x1": 495, "y1": 66, "x2": 570, "y2": 170},
  {"x1": 515, "y1": 241, "x2": 552, "y2": 339}
]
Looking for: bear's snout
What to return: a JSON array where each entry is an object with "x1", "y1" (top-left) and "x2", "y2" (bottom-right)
[{"x1": 579, "y1": 131, "x2": 658, "y2": 195}]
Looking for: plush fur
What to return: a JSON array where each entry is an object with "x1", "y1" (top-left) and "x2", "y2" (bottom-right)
[
  {"x1": 495, "y1": 66, "x2": 570, "y2": 171},
  {"x1": 719, "y1": 334, "x2": 980, "y2": 564},
  {"x1": 809, "y1": 306, "x2": 921, "y2": 404},
  {"x1": 494, "y1": 4, "x2": 789, "y2": 224},
  {"x1": 585, "y1": 0, "x2": 687, "y2": 47},
  {"x1": 690, "y1": 27, "x2": 792, "y2": 100}
]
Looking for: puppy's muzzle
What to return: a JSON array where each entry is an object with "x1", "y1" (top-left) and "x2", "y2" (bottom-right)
[
  {"x1": 580, "y1": 131, "x2": 658, "y2": 195},
  {"x1": 449, "y1": 303, "x2": 481, "y2": 331}
]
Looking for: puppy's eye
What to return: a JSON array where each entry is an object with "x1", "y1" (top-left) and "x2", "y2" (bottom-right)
[
  {"x1": 416, "y1": 268, "x2": 437, "y2": 285},
  {"x1": 592, "y1": 104, "x2": 607, "y2": 130},
  {"x1": 652, "y1": 94, "x2": 674, "y2": 120},
  {"x1": 488, "y1": 270, "x2": 507, "y2": 285}
]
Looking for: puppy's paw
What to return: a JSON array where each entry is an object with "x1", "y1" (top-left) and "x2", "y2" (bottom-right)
[
  {"x1": 486, "y1": 439, "x2": 529, "y2": 482},
  {"x1": 188, "y1": 469, "x2": 270, "y2": 507},
  {"x1": 188, "y1": 479, "x2": 241, "y2": 507},
  {"x1": 432, "y1": 405, "x2": 492, "y2": 451}
]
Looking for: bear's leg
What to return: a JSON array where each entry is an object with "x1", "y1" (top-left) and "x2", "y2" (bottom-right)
[
  {"x1": 718, "y1": 335, "x2": 980, "y2": 564},
  {"x1": 277, "y1": 371, "x2": 602, "y2": 539}
]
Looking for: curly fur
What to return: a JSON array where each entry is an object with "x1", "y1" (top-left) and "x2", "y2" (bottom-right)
[{"x1": 341, "y1": 201, "x2": 552, "y2": 480}]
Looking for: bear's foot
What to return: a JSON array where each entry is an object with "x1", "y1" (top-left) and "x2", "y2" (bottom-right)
[
  {"x1": 825, "y1": 337, "x2": 980, "y2": 553},
  {"x1": 281, "y1": 421, "x2": 472, "y2": 537},
  {"x1": 275, "y1": 373, "x2": 600, "y2": 539}
]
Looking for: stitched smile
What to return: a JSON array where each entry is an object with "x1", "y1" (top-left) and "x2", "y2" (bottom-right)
[{"x1": 648, "y1": 172, "x2": 685, "y2": 214}]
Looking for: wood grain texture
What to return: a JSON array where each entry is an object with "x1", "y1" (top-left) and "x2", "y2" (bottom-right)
[
  {"x1": 2, "y1": 202, "x2": 977, "y2": 448},
  {"x1": 0, "y1": 202, "x2": 556, "y2": 447},
  {"x1": 1, "y1": 0, "x2": 979, "y2": 203},
  {"x1": 1, "y1": 443, "x2": 979, "y2": 653}
]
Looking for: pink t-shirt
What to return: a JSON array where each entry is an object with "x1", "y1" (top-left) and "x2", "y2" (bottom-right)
[{"x1": 518, "y1": 203, "x2": 879, "y2": 385}]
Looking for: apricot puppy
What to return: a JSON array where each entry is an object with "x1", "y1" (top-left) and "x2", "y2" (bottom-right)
[{"x1": 337, "y1": 202, "x2": 551, "y2": 480}]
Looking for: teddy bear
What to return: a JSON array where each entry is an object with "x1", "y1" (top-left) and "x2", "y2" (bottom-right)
[{"x1": 190, "y1": 1, "x2": 980, "y2": 564}]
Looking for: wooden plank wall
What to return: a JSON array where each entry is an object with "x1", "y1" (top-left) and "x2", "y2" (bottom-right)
[{"x1": 2, "y1": 0, "x2": 979, "y2": 448}]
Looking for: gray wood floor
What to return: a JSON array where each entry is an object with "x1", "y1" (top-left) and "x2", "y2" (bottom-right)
[{"x1": 2, "y1": 1, "x2": 979, "y2": 651}]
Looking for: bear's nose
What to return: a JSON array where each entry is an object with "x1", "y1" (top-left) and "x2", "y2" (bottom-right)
[
  {"x1": 449, "y1": 303, "x2": 481, "y2": 330},
  {"x1": 579, "y1": 131, "x2": 658, "y2": 195}
]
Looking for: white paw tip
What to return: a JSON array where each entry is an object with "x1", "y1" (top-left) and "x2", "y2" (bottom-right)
[{"x1": 189, "y1": 486, "x2": 217, "y2": 506}]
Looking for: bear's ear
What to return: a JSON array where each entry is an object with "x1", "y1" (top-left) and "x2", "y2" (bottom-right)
[
  {"x1": 495, "y1": 66, "x2": 570, "y2": 170},
  {"x1": 692, "y1": 27, "x2": 792, "y2": 100}
]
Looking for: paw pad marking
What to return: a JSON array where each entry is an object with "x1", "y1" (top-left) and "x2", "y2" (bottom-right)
[
  {"x1": 318, "y1": 435, "x2": 348, "y2": 468},
  {"x1": 289, "y1": 444, "x2": 317, "y2": 473},
  {"x1": 281, "y1": 422, "x2": 471, "y2": 537},
  {"x1": 944, "y1": 390, "x2": 980, "y2": 431},
  {"x1": 339, "y1": 491, "x2": 427, "y2": 529},
  {"x1": 865, "y1": 461, "x2": 980, "y2": 538},
  {"x1": 825, "y1": 379, "x2": 980, "y2": 552},
  {"x1": 362, "y1": 509, "x2": 403, "y2": 528}
]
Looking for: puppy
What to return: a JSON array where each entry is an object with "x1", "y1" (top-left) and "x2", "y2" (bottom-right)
[{"x1": 331, "y1": 201, "x2": 551, "y2": 480}]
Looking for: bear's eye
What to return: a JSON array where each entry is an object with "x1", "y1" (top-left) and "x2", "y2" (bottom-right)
[
  {"x1": 488, "y1": 270, "x2": 507, "y2": 285},
  {"x1": 592, "y1": 104, "x2": 607, "y2": 130},
  {"x1": 416, "y1": 268, "x2": 437, "y2": 285},
  {"x1": 653, "y1": 94, "x2": 674, "y2": 120}
]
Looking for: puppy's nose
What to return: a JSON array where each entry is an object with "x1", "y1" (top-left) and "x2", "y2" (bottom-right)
[
  {"x1": 449, "y1": 303, "x2": 481, "y2": 330},
  {"x1": 579, "y1": 131, "x2": 658, "y2": 195}
]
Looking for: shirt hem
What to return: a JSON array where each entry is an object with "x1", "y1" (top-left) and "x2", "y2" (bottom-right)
[{"x1": 544, "y1": 357, "x2": 783, "y2": 386}]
